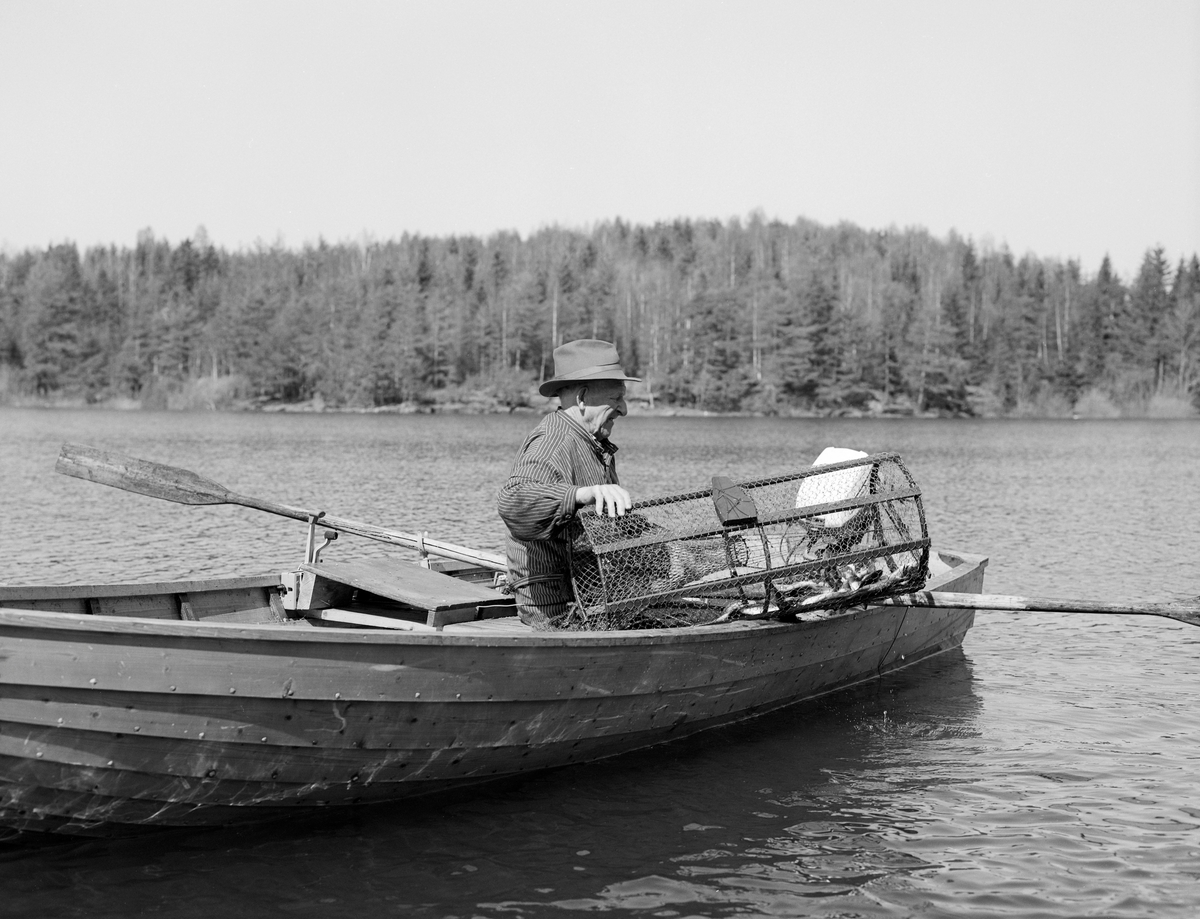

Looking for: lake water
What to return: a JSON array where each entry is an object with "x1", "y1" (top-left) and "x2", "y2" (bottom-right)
[{"x1": 1, "y1": 407, "x2": 1199, "y2": 918}]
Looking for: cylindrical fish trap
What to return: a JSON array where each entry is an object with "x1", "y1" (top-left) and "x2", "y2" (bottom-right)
[{"x1": 567, "y1": 451, "x2": 930, "y2": 630}]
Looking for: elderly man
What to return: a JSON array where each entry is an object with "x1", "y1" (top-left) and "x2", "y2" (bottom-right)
[{"x1": 497, "y1": 339, "x2": 639, "y2": 629}]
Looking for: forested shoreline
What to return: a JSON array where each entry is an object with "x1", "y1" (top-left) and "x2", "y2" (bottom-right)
[{"x1": 2, "y1": 216, "x2": 1197, "y2": 418}]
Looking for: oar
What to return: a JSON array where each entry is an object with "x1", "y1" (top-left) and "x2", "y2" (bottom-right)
[
  {"x1": 55, "y1": 443, "x2": 507, "y2": 572},
  {"x1": 882, "y1": 590, "x2": 1200, "y2": 628}
]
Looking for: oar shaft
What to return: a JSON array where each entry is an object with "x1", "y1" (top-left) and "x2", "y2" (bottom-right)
[
  {"x1": 57, "y1": 443, "x2": 507, "y2": 573},
  {"x1": 313, "y1": 512, "x2": 505, "y2": 571},
  {"x1": 885, "y1": 590, "x2": 1200, "y2": 627},
  {"x1": 227, "y1": 494, "x2": 506, "y2": 570},
  {"x1": 897, "y1": 590, "x2": 1152, "y2": 616}
]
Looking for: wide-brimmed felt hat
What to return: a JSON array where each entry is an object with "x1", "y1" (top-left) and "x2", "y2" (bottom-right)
[{"x1": 539, "y1": 339, "x2": 641, "y2": 397}]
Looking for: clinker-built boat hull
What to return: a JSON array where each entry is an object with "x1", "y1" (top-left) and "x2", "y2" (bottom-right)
[{"x1": 0, "y1": 549, "x2": 985, "y2": 839}]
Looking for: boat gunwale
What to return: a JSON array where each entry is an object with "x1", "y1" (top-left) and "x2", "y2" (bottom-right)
[{"x1": 0, "y1": 550, "x2": 987, "y2": 648}]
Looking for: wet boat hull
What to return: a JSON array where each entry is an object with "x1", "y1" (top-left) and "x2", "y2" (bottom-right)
[{"x1": 0, "y1": 550, "x2": 985, "y2": 838}]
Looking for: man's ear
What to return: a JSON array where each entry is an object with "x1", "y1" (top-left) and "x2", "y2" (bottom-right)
[{"x1": 575, "y1": 385, "x2": 588, "y2": 407}]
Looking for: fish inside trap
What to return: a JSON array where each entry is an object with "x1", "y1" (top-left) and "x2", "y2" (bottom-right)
[{"x1": 563, "y1": 449, "x2": 931, "y2": 630}]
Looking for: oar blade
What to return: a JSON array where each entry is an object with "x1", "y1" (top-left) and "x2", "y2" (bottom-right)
[{"x1": 56, "y1": 443, "x2": 232, "y2": 506}]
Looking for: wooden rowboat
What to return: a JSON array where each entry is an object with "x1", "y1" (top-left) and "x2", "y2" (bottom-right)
[{"x1": 0, "y1": 546, "x2": 986, "y2": 840}]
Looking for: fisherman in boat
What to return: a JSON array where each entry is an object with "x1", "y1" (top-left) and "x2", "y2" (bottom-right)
[{"x1": 497, "y1": 339, "x2": 639, "y2": 629}]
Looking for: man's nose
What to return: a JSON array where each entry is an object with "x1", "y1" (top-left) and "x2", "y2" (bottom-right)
[{"x1": 615, "y1": 397, "x2": 627, "y2": 415}]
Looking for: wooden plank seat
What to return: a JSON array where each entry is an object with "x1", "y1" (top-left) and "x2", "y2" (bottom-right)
[{"x1": 295, "y1": 558, "x2": 515, "y2": 630}]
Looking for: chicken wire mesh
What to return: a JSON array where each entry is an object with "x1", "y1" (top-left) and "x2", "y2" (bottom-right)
[{"x1": 559, "y1": 451, "x2": 930, "y2": 630}]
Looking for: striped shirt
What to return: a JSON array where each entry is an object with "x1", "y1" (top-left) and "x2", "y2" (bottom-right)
[{"x1": 496, "y1": 410, "x2": 619, "y2": 628}]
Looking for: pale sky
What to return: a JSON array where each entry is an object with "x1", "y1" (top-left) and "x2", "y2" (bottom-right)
[{"x1": 2, "y1": 0, "x2": 1197, "y2": 281}]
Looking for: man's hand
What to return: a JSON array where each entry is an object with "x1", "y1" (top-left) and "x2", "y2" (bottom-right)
[{"x1": 575, "y1": 483, "x2": 633, "y2": 518}]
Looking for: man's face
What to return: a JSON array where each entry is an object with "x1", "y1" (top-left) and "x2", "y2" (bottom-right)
[{"x1": 578, "y1": 380, "x2": 627, "y2": 440}]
